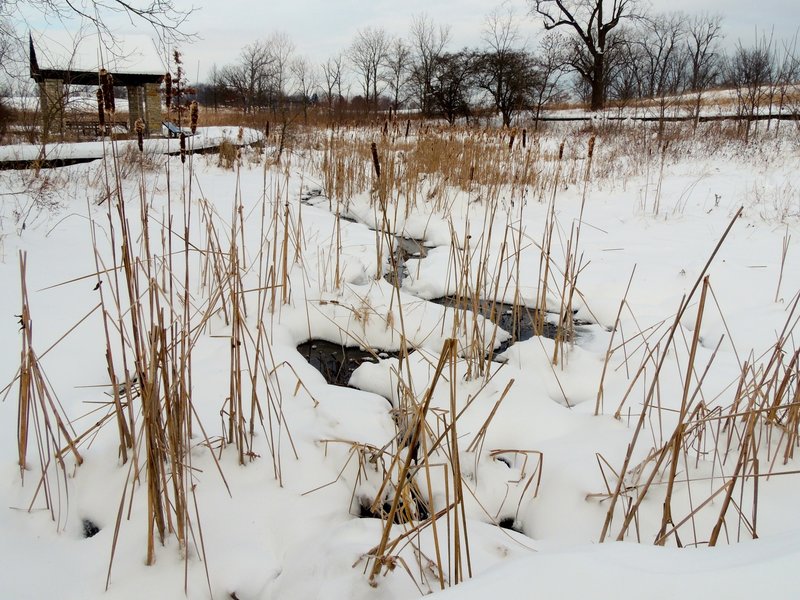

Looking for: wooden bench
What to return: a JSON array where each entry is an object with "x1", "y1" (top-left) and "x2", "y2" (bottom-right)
[
  {"x1": 65, "y1": 117, "x2": 128, "y2": 137},
  {"x1": 162, "y1": 120, "x2": 193, "y2": 138}
]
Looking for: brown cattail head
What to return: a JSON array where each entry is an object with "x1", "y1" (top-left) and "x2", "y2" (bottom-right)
[
  {"x1": 101, "y1": 70, "x2": 115, "y2": 113},
  {"x1": 405, "y1": 119, "x2": 410, "y2": 138},
  {"x1": 509, "y1": 128, "x2": 517, "y2": 150},
  {"x1": 558, "y1": 141, "x2": 565, "y2": 161},
  {"x1": 370, "y1": 142, "x2": 380, "y2": 179},
  {"x1": 237, "y1": 126, "x2": 244, "y2": 142},
  {"x1": 265, "y1": 120, "x2": 270, "y2": 139},
  {"x1": 190, "y1": 100, "x2": 199, "y2": 134},
  {"x1": 135, "y1": 118, "x2": 144, "y2": 152},
  {"x1": 179, "y1": 132, "x2": 186, "y2": 163},
  {"x1": 96, "y1": 87, "x2": 105, "y2": 128},
  {"x1": 164, "y1": 72, "x2": 173, "y2": 110},
  {"x1": 588, "y1": 135, "x2": 596, "y2": 159},
  {"x1": 522, "y1": 128, "x2": 527, "y2": 149}
]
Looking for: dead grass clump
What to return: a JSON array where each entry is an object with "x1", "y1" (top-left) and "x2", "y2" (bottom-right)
[
  {"x1": 10, "y1": 252, "x2": 83, "y2": 531},
  {"x1": 217, "y1": 137, "x2": 239, "y2": 169}
]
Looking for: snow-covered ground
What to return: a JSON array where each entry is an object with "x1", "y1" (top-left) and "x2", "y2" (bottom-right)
[
  {"x1": 0, "y1": 120, "x2": 799, "y2": 599},
  {"x1": 0, "y1": 126, "x2": 263, "y2": 163}
]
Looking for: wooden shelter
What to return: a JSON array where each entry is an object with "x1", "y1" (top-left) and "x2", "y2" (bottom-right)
[{"x1": 29, "y1": 34, "x2": 164, "y2": 136}]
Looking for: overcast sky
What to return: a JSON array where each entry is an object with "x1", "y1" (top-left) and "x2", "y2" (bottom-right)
[{"x1": 16, "y1": 0, "x2": 800, "y2": 82}]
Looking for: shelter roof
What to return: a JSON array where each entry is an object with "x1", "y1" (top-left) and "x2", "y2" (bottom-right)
[{"x1": 29, "y1": 31, "x2": 165, "y2": 86}]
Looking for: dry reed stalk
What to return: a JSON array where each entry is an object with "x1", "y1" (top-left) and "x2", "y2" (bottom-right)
[
  {"x1": 654, "y1": 276, "x2": 710, "y2": 545},
  {"x1": 595, "y1": 266, "x2": 636, "y2": 415},
  {"x1": 553, "y1": 136, "x2": 595, "y2": 365},
  {"x1": 600, "y1": 206, "x2": 744, "y2": 542},
  {"x1": 775, "y1": 226, "x2": 791, "y2": 302},
  {"x1": 534, "y1": 142, "x2": 564, "y2": 336},
  {"x1": 467, "y1": 379, "x2": 515, "y2": 458},
  {"x1": 368, "y1": 339, "x2": 456, "y2": 585},
  {"x1": 15, "y1": 252, "x2": 83, "y2": 530},
  {"x1": 92, "y1": 146, "x2": 222, "y2": 595},
  {"x1": 446, "y1": 342, "x2": 472, "y2": 584}
]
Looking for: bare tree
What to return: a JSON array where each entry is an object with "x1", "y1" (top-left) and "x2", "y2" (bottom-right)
[
  {"x1": 531, "y1": 31, "x2": 569, "y2": 126},
  {"x1": 606, "y1": 31, "x2": 643, "y2": 105},
  {"x1": 267, "y1": 31, "x2": 295, "y2": 110},
  {"x1": 430, "y1": 50, "x2": 476, "y2": 124},
  {"x1": 726, "y1": 33, "x2": 775, "y2": 141},
  {"x1": 383, "y1": 37, "x2": 411, "y2": 111},
  {"x1": 347, "y1": 26, "x2": 390, "y2": 112},
  {"x1": 686, "y1": 13, "x2": 723, "y2": 92},
  {"x1": 476, "y1": 4, "x2": 537, "y2": 127},
  {"x1": 0, "y1": 6, "x2": 23, "y2": 137},
  {"x1": 684, "y1": 13, "x2": 724, "y2": 126},
  {"x1": 220, "y1": 41, "x2": 274, "y2": 113},
  {"x1": 773, "y1": 34, "x2": 800, "y2": 128},
  {"x1": 291, "y1": 56, "x2": 317, "y2": 122},
  {"x1": 201, "y1": 64, "x2": 226, "y2": 112},
  {"x1": 637, "y1": 13, "x2": 686, "y2": 99},
  {"x1": 408, "y1": 13, "x2": 451, "y2": 115},
  {"x1": 530, "y1": 0, "x2": 639, "y2": 110},
  {"x1": 0, "y1": 7, "x2": 18, "y2": 77},
  {"x1": 320, "y1": 54, "x2": 343, "y2": 114},
  {"x1": 4, "y1": 0, "x2": 192, "y2": 43}
]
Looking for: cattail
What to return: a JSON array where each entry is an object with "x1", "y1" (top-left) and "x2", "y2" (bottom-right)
[
  {"x1": 558, "y1": 141, "x2": 565, "y2": 160},
  {"x1": 587, "y1": 135, "x2": 596, "y2": 159},
  {"x1": 164, "y1": 72, "x2": 173, "y2": 110},
  {"x1": 265, "y1": 120, "x2": 270, "y2": 139},
  {"x1": 237, "y1": 126, "x2": 244, "y2": 142},
  {"x1": 135, "y1": 119, "x2": 144, "y2": 152},
  {"x1": 370, "y1": 142, "x2": 380, "y2": 178},
  {"x1": 522, "y1": 128, "x2": 527, "y2": 149},
  {"x1": 179, "y1": 132, "x2": 186, "y2": 163},
  {"x1": 382, "y1": 120, "x2": 388, "y2": 136},
  {"x1": 508, "y1": 128, "x2": 517, "y2": 150},
  {"x1": 101, "y1": 70, "x2": 115, "y2": 114},
  {"x1": 190, "y1": 100, "x2": 199, "y2": 134},
  {"x1": 405, "y1": 119, "x2": 410, "y2": 138},
  {"x1": 96, "y1": 87, "x2": 105, "y2": 129}
]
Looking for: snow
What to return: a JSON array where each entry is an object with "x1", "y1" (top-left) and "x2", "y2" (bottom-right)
[
  {"x1": 0, "y1": 126, "x2": 263, "y2": 162},
  {"x1": 0, "y1": 119, "x2": 799, "y2": 599},
  {"x1": 428, "y1": 534, "x2": 800, "y2": 600}
]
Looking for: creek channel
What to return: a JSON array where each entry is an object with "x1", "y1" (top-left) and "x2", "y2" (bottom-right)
[
  {"x1": 297, "y1": 297, "x2": 586, "y2": 389},
  {"x1": 294, "y1": 197, "x2": 590, "y2": 525},
  {"x1": 296, "y1": 191, "x2": 588, "y2": 388}
]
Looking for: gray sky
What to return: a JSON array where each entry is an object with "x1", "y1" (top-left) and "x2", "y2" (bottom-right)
[{"x1": 16, "y1": 0, "x2": 800, "y2": 83}]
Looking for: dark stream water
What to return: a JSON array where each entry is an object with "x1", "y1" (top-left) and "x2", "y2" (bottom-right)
[
  {"x1": 297, "y1": 299, "x2": 586, "y2": 388},
  {"x1": 430, "y1": 296, "x2": 581, "y2": 351},
  {"x1": 295, "y1": 339, "x2": 399, "y2": 388},
  {"x1": 384, "y1": 236, "x2": 428, "y2": 286}
]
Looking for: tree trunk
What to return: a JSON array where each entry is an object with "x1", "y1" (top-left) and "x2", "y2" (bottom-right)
[{"x1": 590, "y1": 53, "x2": 605, "y2": 111}]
